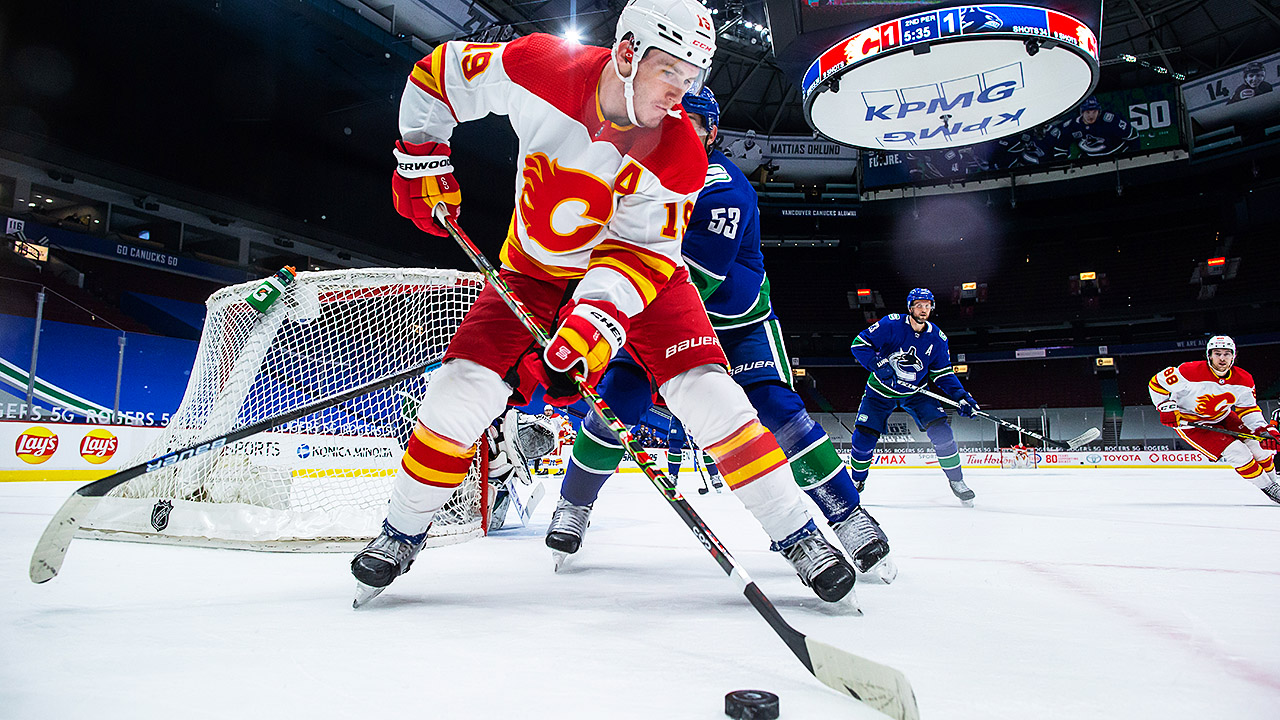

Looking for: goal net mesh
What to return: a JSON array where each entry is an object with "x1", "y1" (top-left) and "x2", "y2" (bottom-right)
[{"x1": 79, "y1": 268, "x2": 487, "y2": 550}]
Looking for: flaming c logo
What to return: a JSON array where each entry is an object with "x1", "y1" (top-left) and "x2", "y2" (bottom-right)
[
  {"x1": 15, "y1": 426, "x2": 59, "y2": 464},
  {"x1": 1193, "y1": 392, "x2": 1233, "y2": 419},
  {"x1": 519, "y1": 153, "x2": 614, "y2": 254},
  {"x1": 79, "y1": 428, "x2": 119, "y2": 465}
]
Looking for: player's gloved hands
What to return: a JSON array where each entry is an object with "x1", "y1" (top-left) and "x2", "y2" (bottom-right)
[
  {"x1": 391, "y1": 139, "x2": 460, "y2": 236},
  {"x1": 1157, "y1": 401, "x2": 1183, "y2": 428},
  {"x1": 1258, "y1": 424, "x2": 1280, "y2": 452},
  {"x1": 872, "y1": 362, "x2": 901, "y2": 389},
  {"x1": 956, "y1": 393, "x2": 979, "y2": 418},
  {"x1": 524, "y1": 299, "x2": 628, "y2": 407}
]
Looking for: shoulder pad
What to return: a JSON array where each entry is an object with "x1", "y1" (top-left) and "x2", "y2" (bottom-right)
[{"x1": 887, "y1": 313, "x2": 901, "y2": 320}]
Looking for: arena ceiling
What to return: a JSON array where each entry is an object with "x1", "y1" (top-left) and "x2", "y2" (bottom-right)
[{"x1": 1, "y1": 0, "x2": 1276, "y2": 261}]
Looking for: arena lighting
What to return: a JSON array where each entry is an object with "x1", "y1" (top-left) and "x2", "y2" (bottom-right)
[
  {"x1": 961, "y1": 282, "x2": 977, "y2": 291},
  {"x1": 1095, "y1": 357, "x2": 1114, "y2": 367},
  {"x1": 857, "y1": 288, "x2": 872, "y2": 298},
  {"x1": 563, "y1": 27, "x2": 581, "y2": 43},
  {"x1": 953, "y1": 363, "x2": 969, "y2": 378},
  {"x1": 793, "y1": 368, "x2": 807, "y2": 377},
  {"x1": 1207, "y1": 256, "x2": 1226, "y2": 267},
  {"x1": 1079, "y1": 271, "x2": 1096, "y2": 281}
]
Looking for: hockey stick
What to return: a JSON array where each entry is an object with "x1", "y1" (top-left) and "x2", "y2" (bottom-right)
[
  {"x1": 1182, "y1": 422, "x2": 1278, "y2": 448},
  {"x1": 29, "y1": 360, "x2": 443, "y2": 584},
  {"x1": 435, "y1": 207, "x2": 918, "y2": 720},
  {"x1": 901, "y1": 381, "x2": 1100, "y2": 450}
]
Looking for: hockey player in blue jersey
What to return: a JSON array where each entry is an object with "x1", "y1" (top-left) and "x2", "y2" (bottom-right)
[
  {"x1": 545, "y1": 88, "x2": 895, "y2": 586},
  {"x1": 1044, "y1": 96, "x2": 1138, "y2": 159},
  {"x1": 849, "y1": 288, "x2": 980, "y2": 506}
]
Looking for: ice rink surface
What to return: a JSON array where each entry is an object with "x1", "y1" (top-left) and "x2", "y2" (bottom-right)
[{"x1": 3, "y1": 467, "x2": 1278, "y2": 720}]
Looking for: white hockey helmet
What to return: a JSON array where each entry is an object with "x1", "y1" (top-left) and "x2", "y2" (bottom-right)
[
  {"x1": 1205, "y1": 335, "x2": 1235, "y2": 365},
  {"x1": 544, "y1": 404, "x2": 555, "y2": 415},
  {"x1": 613, "y1": 0, "x2": 716, "y2": 125}
]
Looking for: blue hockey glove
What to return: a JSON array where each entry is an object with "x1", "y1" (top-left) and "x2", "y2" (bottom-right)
[
  {"x1": 956, "y1": 393, "x2": 979, "y2": 418},
  {"x1": 872, "y1": 362, "x2": 899, "y2": 388}
]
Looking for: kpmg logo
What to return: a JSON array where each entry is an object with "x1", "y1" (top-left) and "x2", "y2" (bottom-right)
[{"x1": 861, "y1": 65, "x2": 1030, "y2": 147}]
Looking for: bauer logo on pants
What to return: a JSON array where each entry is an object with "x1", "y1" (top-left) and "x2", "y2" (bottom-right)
[
  {"x1": 15, "y1": 426, "x2": 59, "y2": 464},
  {"x1": 151, "y1": 499, "x2": 174, "y2": 531}
]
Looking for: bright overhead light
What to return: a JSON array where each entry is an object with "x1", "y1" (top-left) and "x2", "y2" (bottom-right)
[{"x1": 563, "y1": 27, "x2": 581, "y2": 43}]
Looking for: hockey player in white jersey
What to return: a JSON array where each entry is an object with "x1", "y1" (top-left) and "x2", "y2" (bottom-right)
[
  {"x1": 350, "y1": 0, "x2": 856, "y2": 607},
  {"x1": 1149, "y1": 335, "x2": 1280, "y2": 503}
]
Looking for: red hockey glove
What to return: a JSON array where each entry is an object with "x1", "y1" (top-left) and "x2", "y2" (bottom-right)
[
  {"x1": 1258, "y1": 424, "x2": 1280, "y2": 452},
  {"x1": 524, "y1": 299, "x2": 628, "y2": 407},
  {"x1": 391, "y1": 140, "x2": 460, "y2": 236},
  {"x1": 1157, "y1": 401, "x2": 1184, "y2": 428}
]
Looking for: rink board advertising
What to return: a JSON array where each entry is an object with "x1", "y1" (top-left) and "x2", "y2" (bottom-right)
[
  {"x1": 862, "y1": 83, "x2": 1181, "y2": 189},
  {"x1": 766, "y1": 0, "x2": 1103, "y2": 149}
]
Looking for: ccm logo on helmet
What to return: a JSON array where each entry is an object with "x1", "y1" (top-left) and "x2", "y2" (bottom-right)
[{"x1": 665, "y1": 335, "x2": 719, "y2": 358}]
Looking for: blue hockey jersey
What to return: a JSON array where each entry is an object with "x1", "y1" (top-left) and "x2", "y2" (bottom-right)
[
  {"x1": 682, "y1": 149, "x2": 772, "y2": 331},
  {"x1": 850, "y1": 314, "x2": 968, "y2": 400}
]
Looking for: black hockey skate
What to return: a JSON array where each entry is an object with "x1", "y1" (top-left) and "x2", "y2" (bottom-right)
[
  {"x1": 351, "y1": 521, "x2": 428, "y2": 608},
  {"x1": 1263, "y1": 482, "x2": 1280, "y2": 505},
  {"x1": 949, "y1": 478, "x2": 976, "y2": 507},
  {"x1": 832, "y1": 506, "x2": 897, "y2": 583},
  {"x1": 773, "y1": 520, "x2": 858, "y2": 605},
  {"x1": 545, "y1": 497, "x2": 593, "y2": 571}
]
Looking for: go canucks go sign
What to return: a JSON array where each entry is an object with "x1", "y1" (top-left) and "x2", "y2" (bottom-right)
[{"x1": 802, "y1": 4, "x2": 1100, "y2": 150}]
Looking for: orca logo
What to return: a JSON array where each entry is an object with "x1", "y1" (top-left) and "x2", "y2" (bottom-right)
[
  {"x1": 961, "y1": 8, "x2": 1002, "y2": 32},
  {"x1": 296, "y1": 444, "x2": 312, "y2": 459},
  {"x1": 890, "y1": 347, "x2": 925, "y2": 380}
]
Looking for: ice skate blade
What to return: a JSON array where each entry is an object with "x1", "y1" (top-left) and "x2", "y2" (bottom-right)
[
  {"x1": 353, "y1": 581, "x2": 386, "y2": 609},
  {"x1": 817, "y1": 588, "x2": 863, "y2": 616},
  {"x1": 959, "y1": 499, "x2": 975, "y2": 508},
  {"x1": 552, "y1": 550, "x2": 571, "y2": 572},
  {"x1": 865, "y1": 558, "x2": 898, "y2": 584}
]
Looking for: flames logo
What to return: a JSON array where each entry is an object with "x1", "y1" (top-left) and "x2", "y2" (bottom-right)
[
  {"x1": 1193, "y1": 392, "x2": 1234, "y2": 419},
  {"x1": 519, "y1": 153, "x2": 614, "y2": 254}
]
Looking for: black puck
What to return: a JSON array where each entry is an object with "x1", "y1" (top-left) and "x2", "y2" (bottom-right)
[{"x1": 725, "y1": 689, "x2": 780, "y2": 720}]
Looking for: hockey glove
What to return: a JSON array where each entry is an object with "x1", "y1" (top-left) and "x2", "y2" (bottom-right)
[
  {"x1": 871, "y1": 362, "x2": 901, "y2": 389},
  {"x1": 956, "y1": 393, "x2": 979, "y2": 418},
  {"x1": 1258, "y1": 424, "x2": 1280, "y2": 452},
  {"x1": 1157, "y1": 401, "x2": 1184, "y2": 428},
  {"x1": 391, "y1": 140, "x2": 461, "y2": 237},
  {"x1": 527, "y1": 299, "x2": 628, "y2": 407}
]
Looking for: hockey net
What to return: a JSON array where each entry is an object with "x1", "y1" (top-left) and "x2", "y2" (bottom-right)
[
  {"x1": 79, "y1": 268, "x2": 488, "y2": 551},
  {"x1": 999, "y1": 444, "x2": 1039, "y2": 469}
]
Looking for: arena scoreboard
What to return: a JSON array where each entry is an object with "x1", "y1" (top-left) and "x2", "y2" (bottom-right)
[{"x1": 766, "y1": 0, "x2": 1103, "y2": 149}]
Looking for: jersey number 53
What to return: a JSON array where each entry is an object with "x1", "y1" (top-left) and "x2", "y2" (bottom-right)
[{"x1": 708, "y1": 207, "x2": 740, "y2": 238}]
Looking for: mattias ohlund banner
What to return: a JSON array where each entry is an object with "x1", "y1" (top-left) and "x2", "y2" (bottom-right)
[{"x1": 862, "y1": 83, "x2": 1181, "y2": 189}]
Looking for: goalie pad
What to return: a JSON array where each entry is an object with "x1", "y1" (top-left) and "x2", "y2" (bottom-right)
[{"x1": 485, "y1": 409, "x2": 551, "y2": 529}]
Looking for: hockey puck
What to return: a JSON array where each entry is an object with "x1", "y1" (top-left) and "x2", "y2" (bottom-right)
[{"x1": 724, "y1": 690, "x2": 779, "y2": 720}]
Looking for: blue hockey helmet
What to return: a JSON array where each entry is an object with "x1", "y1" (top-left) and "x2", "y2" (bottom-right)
[
  {"x1": 682, "y1": 87, "x2": 719, "y2": 130},
  {"x1": 1080, "y1": 96, "x2": 1102, "y2": 112},
  {"x1": 906, "y1": 288, "x2": 935, "y2": 308}
]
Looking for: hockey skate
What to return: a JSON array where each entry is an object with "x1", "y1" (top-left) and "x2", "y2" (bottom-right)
[
  {"x1": 832, "y1": 506, "x2": 897, "y2": 584},
  {"x1": 773, "y1": 520, "x2": 858, "y2": 607},
  {"x1": 545, "y1": 497, "x2": 593, "y2": 571},
  {"x1": 1262, "y1": 482, "x2": 1280, "y2": 505},
  {"x1": 949, "y1": 478, "x2": 975, "y2": 507},
  {"x1": 351, "y1": 521, "x2": 428, "y2": 608}
]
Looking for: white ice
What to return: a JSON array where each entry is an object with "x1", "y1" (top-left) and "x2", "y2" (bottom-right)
[{"x1": 3, "y1": 468, "x2": 1279, "y2": 720}]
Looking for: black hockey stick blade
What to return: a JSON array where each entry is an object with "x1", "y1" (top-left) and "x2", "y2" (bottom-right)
[{"x1": 30, "y1": 359, "x2": 441, "y2": 583}]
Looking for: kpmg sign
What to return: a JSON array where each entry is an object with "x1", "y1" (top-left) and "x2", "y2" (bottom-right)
[{"x1": 799, "y1": 3, "x2": 1100, "y2": 149}]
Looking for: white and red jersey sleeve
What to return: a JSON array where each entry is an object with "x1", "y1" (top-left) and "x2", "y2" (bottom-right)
[
  {"x1": 1147, "y1": 361, "x2": 1265, "y2": 428},
  {"x1": 398, "y1": 34, "x2": 708, "y2": 318}
]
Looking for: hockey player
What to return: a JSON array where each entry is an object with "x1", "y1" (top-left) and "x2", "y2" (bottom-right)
[
  {"x1": 544, "y1": 87, "x2": 894, "y2": 584},
  {"x1": 848, "y1": 288, "x2": 979, "y2": 506},
  {"x1": 1044, "y1": 96, "x2": 1138, "y2": 159},
  {"x1": 1149, "y1": 335, "x2": 1280, "y2": 504},
  {"x1": 1227, "y1": 62, "x2": 1273, "y2": 105},
  {"x1": 352, "y1": 0, "x2": 856, "y2": 606}
]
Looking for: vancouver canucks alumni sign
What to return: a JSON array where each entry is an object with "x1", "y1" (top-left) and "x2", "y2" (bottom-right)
[{"x1": 767, "y1": 0, "x2": 1102, "y2": 150}]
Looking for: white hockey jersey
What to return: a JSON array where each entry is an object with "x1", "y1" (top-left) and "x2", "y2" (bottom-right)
[
  {"x1": 400, "y1": 34, "x2": 708, "y2": 318},
  {"x1": 1147, "y1": 361, "x2": 1265, "y2": 428}
]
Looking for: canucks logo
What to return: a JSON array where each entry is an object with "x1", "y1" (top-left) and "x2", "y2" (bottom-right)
[
  {"x1": 889, "y1": 347, "x2": 925, "y2": 381},
  {"x1": 961, "y1": 8, "x2": 1003, "y2": 32}
]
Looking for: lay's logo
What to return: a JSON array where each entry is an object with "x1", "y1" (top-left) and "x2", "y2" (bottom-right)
[
  {"x1": 15, "y1": 426, "x2": 59, "y2": 464},
  {"x1": 80, "y1": 429, "x2": 119, "y2": 465}
]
